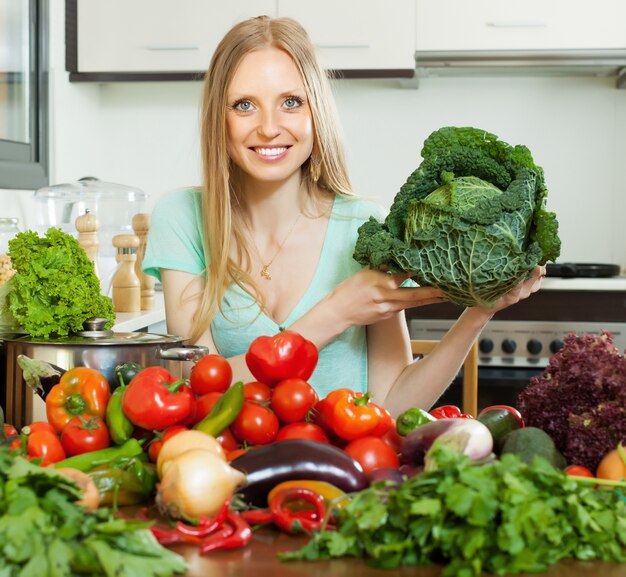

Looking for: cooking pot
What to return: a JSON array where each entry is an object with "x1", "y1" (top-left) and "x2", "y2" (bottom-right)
[{"x1": 1, "y1": 329, "x2": 208, "y2": 429}]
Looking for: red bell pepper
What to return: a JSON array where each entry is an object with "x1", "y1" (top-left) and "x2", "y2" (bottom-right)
[
  {"x1": 45, "y1": 367, "x2": 111, "y2": 433},
  {"x1": 430, "y1": 405, "x2": 474, "y2": 420},
  {"x1": 122, "y1": 366, "x2": 194, "y2": 431},
  {"x1": 329, "y1": 389, "x2": 391, "y2": 441},
  {"x1": 245, "y1": 330, "x2": 318, "y2": 387}
]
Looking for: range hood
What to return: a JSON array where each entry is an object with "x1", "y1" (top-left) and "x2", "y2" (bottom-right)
[{"x1": 414, "y1": 49, "x2": 626, "y2": 88}]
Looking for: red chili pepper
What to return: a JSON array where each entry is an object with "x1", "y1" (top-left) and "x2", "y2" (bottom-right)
[
  {"x1": 269, "y1": 486, "x2": 328, "y2": 534},
  {"x1": 240, "y1": 508, "x2": 274, "y2": 525},
  {"x1": 151, "y1": 526, "x2": 203, "y2": 546},
  {"x1": 331, "y1": 390, "x2": 388, "y2": 441},
  {"x1": 430, "y1": 405, "x2": 473, "y2": 419},
  {"x1": 122, "y1": 367, "x2": 194, "y2": 430},
  {"x1": 175, "y1": 498, "x2": 231, "y2": 537},
  {"x1": 245, "y1": 330, "x2": 318, "y2": 387},
  {"x1": 199, "y1": 511, "x2": 252, "y2": 555}
]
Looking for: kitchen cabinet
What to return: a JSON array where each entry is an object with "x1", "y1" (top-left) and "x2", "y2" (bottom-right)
[
  {"x1": 415, "y1": 0, "x2": 626, "y2": 51},
  {"x1": 67, "y1": 0, "x2": 275, "y2": 79},
  {"x1": 66, "y1": 0, "x2": 416, "y2": 81},
  {"x1": 277, "y1": 0, "x2": 415, "y2": 75}
]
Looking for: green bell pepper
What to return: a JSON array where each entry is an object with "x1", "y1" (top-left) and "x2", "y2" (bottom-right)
[{"x1": 396, "y1": 407, "x2": 436, "y2": 436}]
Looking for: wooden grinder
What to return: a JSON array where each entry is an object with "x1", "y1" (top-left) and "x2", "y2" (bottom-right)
[
  {"x1": 75, "y1": 209, "x2": 100, "y2": 279},
  {"x1": 132, "y1": 213, "x2": 155, "y2": 310},
  {"x1": 111, "y1": 234, "x2": 141, "y2": 313}
]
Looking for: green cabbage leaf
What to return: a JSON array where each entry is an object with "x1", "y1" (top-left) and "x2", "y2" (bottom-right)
[{"x1": 354, "y1": 126, "x2": 561, "y2": 307}]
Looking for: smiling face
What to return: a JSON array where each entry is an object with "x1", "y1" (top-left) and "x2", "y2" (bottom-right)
[{"x1": 225, "y1": 47, "x2": 314, "y2": 186}]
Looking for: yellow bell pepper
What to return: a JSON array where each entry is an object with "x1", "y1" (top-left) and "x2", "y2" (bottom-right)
[{"x1": 267, "y1": 480, "x2": 349, "y2": 511}]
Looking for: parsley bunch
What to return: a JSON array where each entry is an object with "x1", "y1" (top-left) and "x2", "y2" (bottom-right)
[
  {"x1": 0, "y1": 447, "x2": 187, "y2": 577},
  {"x1": 283, "y1": 445, "x2": 626, "y2": 576}
]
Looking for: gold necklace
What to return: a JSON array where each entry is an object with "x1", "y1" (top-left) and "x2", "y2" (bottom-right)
[{"x1": 245, "y1": 213, "x2": 302, "y2": 280}]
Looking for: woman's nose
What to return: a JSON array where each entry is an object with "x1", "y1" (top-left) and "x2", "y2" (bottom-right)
[{"x1": 257, "y1": 110, "x2": 280, "y2": 138}]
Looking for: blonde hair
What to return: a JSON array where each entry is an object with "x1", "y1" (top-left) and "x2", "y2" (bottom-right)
[{"x1": 190, "y1": 15, "x2": 353, "y2": 343}]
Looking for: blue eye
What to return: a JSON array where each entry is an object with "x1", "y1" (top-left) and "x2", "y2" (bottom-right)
[
  {"x1": 284, "y1": 96, "x2": 303, "y2": 109},
  {"x1": 234, "y1": 100, "x2": 252, "y2": 112}
]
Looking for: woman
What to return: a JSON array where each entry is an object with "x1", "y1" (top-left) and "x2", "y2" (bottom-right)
[{"x1": 143, "y1": 16, "x2": 543, "y2": 417}]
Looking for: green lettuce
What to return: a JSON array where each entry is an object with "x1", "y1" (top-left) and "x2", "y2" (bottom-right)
[
  {"x1": 354, "y1": 126, "x2": 561, "y2": 307},
  {"x1": 1, "y1": 228, "x2": 115, "y2": 338}
]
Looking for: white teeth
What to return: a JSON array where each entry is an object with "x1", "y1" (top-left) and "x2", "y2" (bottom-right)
[{"x1": 255, "y1": 147, "x2": 287, "y2": 156}]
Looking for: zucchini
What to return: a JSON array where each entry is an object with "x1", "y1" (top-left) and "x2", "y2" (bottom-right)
[{"x1": 477, "y1": 408, "x2": 522, "y2": 453}]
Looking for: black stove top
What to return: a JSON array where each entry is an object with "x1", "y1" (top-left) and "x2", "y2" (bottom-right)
[{"x1": 545, "y1": 262, "x2": 621, "y2": 279}]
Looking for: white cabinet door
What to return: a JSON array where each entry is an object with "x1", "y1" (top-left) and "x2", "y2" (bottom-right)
[
  {"x1": 77, "y1": 0, "x2": 275, "y2": 73},
  {"x1": 416, "y1": 0, "x2": 626, "y2": 51},
  {"x1": 278, "y1": 0, "x2": 415, "y2": 71}
]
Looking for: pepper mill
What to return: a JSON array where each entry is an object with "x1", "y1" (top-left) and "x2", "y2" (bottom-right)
[
  {"x1": 132, "y1": 213, "x2": 155, "y2": 310},
  {"x1": 75, "y1": 209, "x2": 100, "y2": 279},
  {"x1": 111, "y1": 234, "x2": 141, "y2": 313}
]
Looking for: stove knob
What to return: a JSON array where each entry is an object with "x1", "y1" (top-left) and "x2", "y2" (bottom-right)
[
  {"x1": 527, "y1": 338, "x2": 543, "y2": 355},
  {"x1": 550, "y1": 339, "x2": 564, "y2": 354},
  {"x1": 479, "y1": 338, "x2": 494, "y2": 354},
  {"x1": 501, "y1": 338, "x2": 517, "y2": 354}
]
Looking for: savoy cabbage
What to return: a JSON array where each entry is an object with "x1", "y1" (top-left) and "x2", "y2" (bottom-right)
[{"x1": 354, "y1": 126, "x2": 561, "y2": 307}]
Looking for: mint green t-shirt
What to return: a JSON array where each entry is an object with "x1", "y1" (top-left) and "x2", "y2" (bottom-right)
[{"x1": 142, "y1": 187, "x2": 385, "y2": 398}]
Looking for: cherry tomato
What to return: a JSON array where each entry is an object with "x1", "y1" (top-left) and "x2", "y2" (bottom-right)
[
  {"x1": 27, "y1": 430, "x2": 66, "y2": 466},
  {"x1": 479, "y1": 405, "x2": 524, "y2": 428},
  {"x1": 270, "y1": 378, "x2": 319, "y2": 423},
  {"x1": 190, "y1": 354, "x2": 233, "y2": 395},
  {"x1": 564, "y1": 465, "x2": 594, "y2": 478},
  {"x1": 4, "y1": 424, "x2": 18, "y2": 437},
  {"x1": 215, "y1": 427, "x2": 239, "y2": 452},
  {"x1": 231, "y1": 401, "x2": 279, "y2": 445},
  {"x1": 148, "y1": 425, "x2": 187, "y2": 462},
  {"x1": 343, "y1": 436, "x2": 400, "y2": 475},
  {"x1": 192, "y1": 392, "x2": 223, "y2": 424},
  {"x1": 275, "y1": 422, "x2": 330, "y2": 444},
  {"x1": 60, "y1": 416, "x2": 110, "y2": 457},
  {"x1": 243, "y1": 381, "x2": 272, "y2": 404}
]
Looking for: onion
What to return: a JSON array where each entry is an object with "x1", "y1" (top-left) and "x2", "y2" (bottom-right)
[
  {"x1": 156, "y1": 448, "x2": 246, "y2": 519},
  {"x1": 157, "y1": 429, "x2": 225, "y2": 478},
  {"x1": 56, "y1": 467, "x2": 100, "y2": 511}
]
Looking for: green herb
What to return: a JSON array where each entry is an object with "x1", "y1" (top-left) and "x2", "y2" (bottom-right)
[
  {"x1": 282, "y1": 444, "x2": 626, "y2": 576},
  {"x1": 0, "y1": 446, "x2": 187, "y2": 577},
  {"x1": 1, "y1": 228, "x2": 115, "y2": 338}
]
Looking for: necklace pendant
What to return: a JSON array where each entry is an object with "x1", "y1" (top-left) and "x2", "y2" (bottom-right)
[{"x1": 260, "y1": 265, "x2": 272, "y2": 280}]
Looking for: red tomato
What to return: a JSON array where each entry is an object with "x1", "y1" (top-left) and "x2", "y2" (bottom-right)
[
  {"x1": 148, "y1": 425, "x2": 188, "y2": 462},
  {"x1": 343, "y1": 436, "x2": 400, "y2": 475},
  {"x1": 192, "y1": 392, "x2": 223, "y2": 424},
  {"x1": 479, "y1": 405, "x2": 524, "y2": 427},
  {"x1": 4, "y1": 423, "x2": 18, "y2": 437},
  {"x1": 215, "y1": 427, "x2": 239, "y2": 452},
  {"x1": 27, "y1": 431, "x2": 66, "y2": 466},
  {"x1": 60, "y1": 416, "x2": 110, "y2": 457},
  {"x1": 564, "y1": 465, "x2": 594, "y2": 478},
  {"x1": 231, "y1": 401, "x2": 279, "y2": 446},
  {"x1": 25, "y1": 421, "x2": 57, "y2": 435},
  {"x1": 270, "y1": 378, "x2": 319, "y2": 423},
  {"x1": 190, "y1": 354, "x2": 233, "y2": 395},
  {"x1": 243, "y1": 381, "x2": 272, "y2": 404},
  {"x1": 274, "y1": 422, "x2": 330, "y2": 444}
]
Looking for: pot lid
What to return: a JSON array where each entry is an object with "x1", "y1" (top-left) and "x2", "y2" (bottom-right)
[
  {"x1": 34, "y1": 176, "x2": 148, "y2": 202},
  {"x1": 4, "y1": 332, "x2": 184, "y2": 346}
]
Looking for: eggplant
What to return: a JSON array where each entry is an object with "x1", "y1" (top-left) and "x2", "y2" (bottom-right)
[
  {"x1": 399, "y1": 418, "x2": 493, "y2": 467},
  {"x1": 17, "y1": 355, "x2": 65, "y2": 400},
  {"x1": 230, "y1": 439, "x2": 369, "y2": 507}
]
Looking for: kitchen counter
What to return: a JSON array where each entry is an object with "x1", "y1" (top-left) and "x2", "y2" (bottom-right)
[
  {"x1": 163, "y1": 527, "x2": 626, "y2": 577},
  {"x1": 113, "y1": 289, "x2": 167, "y2": 333}
]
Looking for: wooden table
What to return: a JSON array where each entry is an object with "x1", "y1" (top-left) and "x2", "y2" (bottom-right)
[{"x1": 164, "y1": 527, "x2": 626, "y2": 577}]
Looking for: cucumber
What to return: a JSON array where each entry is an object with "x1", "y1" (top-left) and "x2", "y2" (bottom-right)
[
  {"x1": 500, "y1": 427, "x2": 567, "y2": 469},
  {"x1": 477, "y1": 408, "x2": 521, "y2": 453}
]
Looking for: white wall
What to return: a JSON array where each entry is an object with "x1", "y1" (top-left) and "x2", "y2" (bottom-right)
[{"x1": 4, "y1": 0, "x2": 626, "y2": 268}]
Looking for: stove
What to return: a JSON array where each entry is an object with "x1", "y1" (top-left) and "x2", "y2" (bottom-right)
[{"x1": 406, "y1": 271, "x2": 626, "y2": 409}]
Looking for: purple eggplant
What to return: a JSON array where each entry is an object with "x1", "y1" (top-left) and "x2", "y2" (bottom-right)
[
  {"x1": 230, "y1": 439, "x2": 369, "y2": 507},
  {"x1": 399, "y1": 418, "x2": 493, "y2": 466}
]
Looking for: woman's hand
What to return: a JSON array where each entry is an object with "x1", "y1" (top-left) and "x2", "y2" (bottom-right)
[{"x1": 326, "y1": 268, "x2": 446, "y2": 329}]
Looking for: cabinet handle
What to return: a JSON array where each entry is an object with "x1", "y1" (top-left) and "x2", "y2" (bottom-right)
[
  {"x1": 145, "y1": 44, "x2": 199, "y2": 51},
  {"x1": 315, "y1": 43, "x2": 370, "y2": 49},
  {"x1": 486, "y1": 21, "x2": 547, "y2": 28}
]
